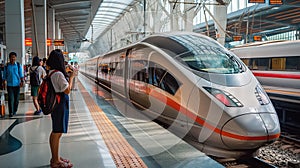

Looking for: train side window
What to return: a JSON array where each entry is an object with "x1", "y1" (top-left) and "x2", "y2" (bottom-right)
[
  {"x1": 114, "y1": 62, "x2": 124, "y2": 77},
  {"x1": 241, "y1": 59, "x2": 250, "y2": 67},
  {"x1": 250, "y1": 58, "x2": 270, "y2": 70},
  {"x1": 130, "y1": 60, "x2": 148, "y2": 82},
  {"x1": 148, "y1": 63, "x2": 181, "y2": 95},
  {"x1": 132, "y1": 69, "x2": 147, "y2": 82},
  {"x1": 109, "y1": 62, "x2": 117, "y2": 74},
  {"x1": 286, "y1": 57, "x2": 300, "y2": 71},
  {"x1": 160, "y1": 72, "x2": 181, "y2": 95},
  {"x1": 100, "y1": 64, "x2": 109, "y2": 74},
  {"x1": 153, "y1": 67, "x2": 166, "y2": 87}
]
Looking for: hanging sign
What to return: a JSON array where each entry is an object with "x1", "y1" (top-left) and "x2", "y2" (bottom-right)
[
  {"x1": 54, "y1": 40, "x2": 64, "y2": 46},
  {"x1": 248, "y1": 0, "x2": 265, "y2": 3}
]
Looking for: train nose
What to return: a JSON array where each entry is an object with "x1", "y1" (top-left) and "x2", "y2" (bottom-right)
[
  {"x1": 259, "y1": 113, "x2": 281, "y2": 140},
  {"x1": 221, "y1": 113, "x2": 280, "y2": 150}
]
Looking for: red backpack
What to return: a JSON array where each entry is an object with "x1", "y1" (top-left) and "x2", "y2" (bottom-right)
[{"x1": 38, "y1": 70, "x2": 61, "y2": 115}]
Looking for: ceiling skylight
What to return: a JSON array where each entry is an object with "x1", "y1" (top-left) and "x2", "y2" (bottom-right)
[{"x1": 85, "y1": 0, "x2": 134, "y2": 42}]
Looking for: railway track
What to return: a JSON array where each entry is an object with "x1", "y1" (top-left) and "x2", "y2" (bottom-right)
[
  {"x1": 213, "y1": 156, "x2": 276, "y2": 168},
  {"x1": 213, "y1": 129, "x2": 300, "y2": 168},
  {"x1": 256, "y1": 129, "x2": 300, "y2": 168}
]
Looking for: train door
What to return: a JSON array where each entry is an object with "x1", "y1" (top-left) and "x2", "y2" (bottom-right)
[
  {"x1": 96, "y1": 57, "x2": 100, "y2": 81},
  {"x1": 126, "y1": 46, "x2": 150, "y2": 109},
  {"x1": 124, "y1": 49, "x2": 132, "y2": 99},
  {"x1": 127, "y1": 45, "x2": 187, "y2": 134}
]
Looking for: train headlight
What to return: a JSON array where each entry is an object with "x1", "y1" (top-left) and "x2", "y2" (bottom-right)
[
  {"x1": 255, "y1": 85, "x2": 270, "y2": 105},
  {"x1": 203, "y1": 87, "x2": 243, "y2": 107}
]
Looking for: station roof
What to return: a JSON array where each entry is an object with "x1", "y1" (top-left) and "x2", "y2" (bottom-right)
[
  {"x1": 195, "y1": 0, "x2": 300, "y2": 41},
  {"x1": 0, "y1": 0, "x2": 300, "y2": 52},
  {"x1": 0, "y1": 0, "x2": 133, "y2": 52}
]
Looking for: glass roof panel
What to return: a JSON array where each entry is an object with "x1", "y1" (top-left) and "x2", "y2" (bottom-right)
[{"x1": 85, "y1": 0, "x2": 134, "y2": 41}]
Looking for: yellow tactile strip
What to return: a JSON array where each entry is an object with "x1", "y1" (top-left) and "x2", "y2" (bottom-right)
[{"x1": 78, "y1": 81, "x2": 148, "y2": 168}]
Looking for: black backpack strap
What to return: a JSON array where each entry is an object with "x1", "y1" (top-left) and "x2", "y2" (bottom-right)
[{"x1": 31, "y1": 66, "x2": 39, "y2": 71}]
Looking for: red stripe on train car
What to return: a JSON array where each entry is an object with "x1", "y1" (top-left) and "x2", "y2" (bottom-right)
[{"x1": 253, "y1": 72, "x2": 300, "y2": 79}]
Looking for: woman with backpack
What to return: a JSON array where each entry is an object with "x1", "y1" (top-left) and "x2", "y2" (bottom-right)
[
  {"x1": 29, "y1": 56, "x2": 46, "y2": 115},
  {"x1": 46, "y1": 50, "x2": 74, "y2": 168}
]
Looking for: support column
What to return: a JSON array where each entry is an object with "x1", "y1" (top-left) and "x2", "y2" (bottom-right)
[
  {"x1": 32, "y1": 0, "x2": 47, "y2": 58},
  {"x1": 213, "y1": 5, "x2": 228, "y2": 46},
  {"x1": 55, "y1": 21, "x2": 61, "y2": 39},
  {"x1": 5, "y1": 0, "x2": 25, "y2": 64},
  {"x1": 170, "y1": 3, "x2": 180, "y2": 31},
  {"x1": 48, "y1": 8, "x2": 55, "y2": 55},
  {"x1": 184, "y1": 0, "x2": 194, "y2": 32},
  {"x1": 55, "y1": 21, "x2": 63, "y2": 50}
]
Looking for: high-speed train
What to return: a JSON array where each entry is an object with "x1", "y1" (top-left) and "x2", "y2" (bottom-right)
[
  {"x1": 231, "y1": 40, "x2": 300, "y2": 90},
  {"x1": 80, "y1": 32, "x2": 280, "y2": 158}
]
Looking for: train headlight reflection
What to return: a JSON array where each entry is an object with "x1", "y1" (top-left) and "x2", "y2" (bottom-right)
[
  {"x1": 255, "y1": 85, "x2": 270, "y2": 105},
  {"x1": 203, "y1": 87, "x2": 243, "y2": 107}
]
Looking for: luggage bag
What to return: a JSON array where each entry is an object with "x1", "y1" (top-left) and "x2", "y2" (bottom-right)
[{"x1": 0, "y1": 91, "x2": 5, "y2": 118}]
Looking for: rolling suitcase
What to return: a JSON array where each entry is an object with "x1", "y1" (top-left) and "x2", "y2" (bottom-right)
[{"x1": 0, "y1": 91, "x2": 5, "y2": 118}]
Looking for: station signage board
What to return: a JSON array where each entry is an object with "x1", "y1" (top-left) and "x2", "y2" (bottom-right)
[
  {"x1": 249, "y1": 0, "x2": 283, "y2": 5},
  {"x1": 248, "y1": 0, "x2": 265, "y2": 3},
  {"x1": 54, "y1": 40, "x2": 64, "y2": 46},
  {"x1": 253, "y1": 36, "x2": 262, "y2": 41},
  {"x1": 25, "y1": 38, "x2": 32, "y2": 46},
  {"x1": 25, "y1": 38, "x2": 52, "y2": 46},
  {"x1": 269, "y1": 0, "x2": 283, "y2": 5},
  {"x1": 233, "y1": 36, "x2": 242, "y2": 41},
  {"x1": 47, "y1": 39, "x2": 52, "y2": 46}
]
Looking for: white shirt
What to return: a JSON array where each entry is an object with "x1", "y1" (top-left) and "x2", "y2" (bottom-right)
[{"x1": 49, "y1": 70, "x2": 69, "y2": 93}]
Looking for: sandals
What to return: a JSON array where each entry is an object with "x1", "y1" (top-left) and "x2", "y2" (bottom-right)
[
  {"x1": 50, "y1": 157, "x2": 73, "y2": 168},
  {"x1": 50, "y1": 161, "x2": 73, "y2": 168},
  {"x1": 50, "y1": 157, "x2": 70, "y2": 163}
]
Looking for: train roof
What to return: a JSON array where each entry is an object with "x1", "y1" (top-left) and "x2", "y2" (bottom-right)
[
  {"x1": 86, "y1": 32, "x2": 220, "y2": 61},
  {"x1": 231, "y1": 40, "x2": 300, "y2": 58}
]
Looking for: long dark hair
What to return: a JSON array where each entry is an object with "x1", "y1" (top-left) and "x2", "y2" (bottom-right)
[
  {"x1": 46, "y1": 50, "x2": 67, "y2": 77},
  {"x1": 32, "y1": 56, "x2": 40, "y2": 66}
]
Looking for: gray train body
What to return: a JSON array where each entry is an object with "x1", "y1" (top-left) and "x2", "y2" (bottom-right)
[{"x1": 81, "y1": 32, "x2": 280, "y2": 158}]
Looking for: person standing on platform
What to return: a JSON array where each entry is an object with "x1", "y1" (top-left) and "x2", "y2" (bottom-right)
[
  {"x1": 65, "y1": 61, "x2": 74, "y2": 81},
  {"x1": 71, "y1": 62, "x2": 79, "y2": 90},
  {"x1": 2, "y1": 52, "x2": 24, "y2": 118},
  {"x1": 46, "y1": 50, "x2": 74, "y2": 168},
  {"x1": 42, "y1": 57, "x2": 47, "y2": 72},
  {"x1": 29, "y1": 56, "x2": 46, "y2": 115}
]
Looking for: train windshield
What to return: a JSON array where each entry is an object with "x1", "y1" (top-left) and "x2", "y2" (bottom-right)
[{"x1": 169, "y1": 35, "x2": 244, "y2": 74}]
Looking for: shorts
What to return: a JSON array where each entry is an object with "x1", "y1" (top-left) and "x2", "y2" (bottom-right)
[
  {"x1": 31, "y1": 86, "x2": 39, "y2": 96},
  {"x1": 51, "y1": 94, "x2": 69, "y2": 133}
]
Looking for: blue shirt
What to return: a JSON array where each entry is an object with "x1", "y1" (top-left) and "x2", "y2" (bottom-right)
[{"x1": 3, "y1": 62, "x2": 24, "y2": 87}]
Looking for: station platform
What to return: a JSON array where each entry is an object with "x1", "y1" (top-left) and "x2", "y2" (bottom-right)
[{"x1": 0, "y1": 74, "x2": 224, "y2": 168}]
